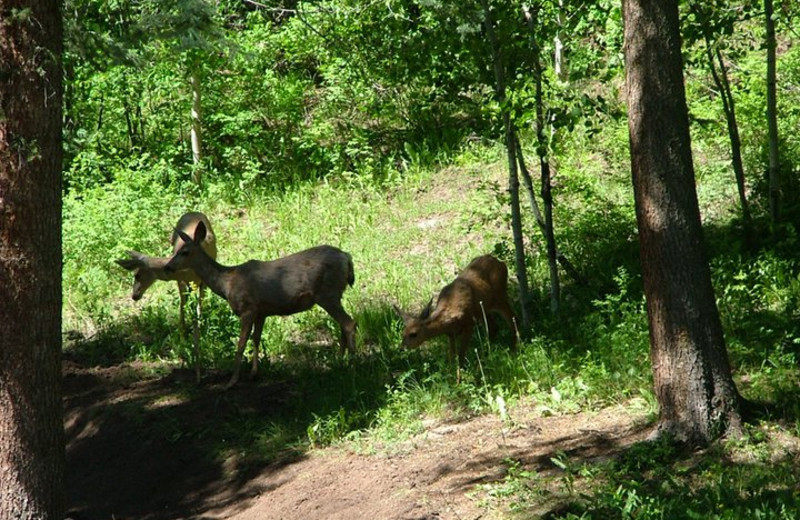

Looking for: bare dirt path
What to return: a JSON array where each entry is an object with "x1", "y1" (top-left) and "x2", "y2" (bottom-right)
[{"x1": 64, "y1": 358, "x2": 651, "y2": 520}]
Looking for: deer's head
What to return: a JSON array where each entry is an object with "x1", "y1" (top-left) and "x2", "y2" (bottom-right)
[{"x1": 394, "y1": 298, "x2": 434, "y2": 349}]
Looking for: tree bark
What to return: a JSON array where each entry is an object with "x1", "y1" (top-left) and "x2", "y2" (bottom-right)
[
  {"x1": 482, "y1": 0, "x2": 530, "y2": 331},
  {"x1": 523, "y1": 4, "x2": 560, "y2": 313},
  {"x1": 622, "y1": 0, "x2": 743, "y2": 445},
  {"x1": 516, "y1": 137, "x2": 586, "y2": 287},
  {"x1": 190, "y1": 67, "x2": 204, "y2": 187},
  {"x1": 705, "y1": 43, "x2": 752, "y2": 241},
  {"x1": 553, "y1": 0, "x2": 567, "y2": 82},
  {"x1": 0, "y1": 0, "x2": 65, "y2": 516},
  {"x1": 764, "y1": 0, "x2": 780, "y2": 223}
]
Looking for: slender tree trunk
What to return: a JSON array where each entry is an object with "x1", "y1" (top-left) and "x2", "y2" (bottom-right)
[
  {"x1": 523, "y1": 4, "x2": 560, "y2": 313},
  {"x1": 482, "y1": 0, "x2": 530, "y2": 331},
  {"x1": 190, "y1": 67, "x2": 203, "y2": 187},
  {"x1": 515, "y1": 136, "x2": 545, "y2": 228},
  {"x1": 123, "y1": 97, "x2": 137, "y2": 149},
  {"x1": 765, "y1": 0, "x2": 780, "y2": 223},
  {"x1": 554, "y1": 0, "x2": 567, "y2": 82},
  {"x1": 705, "y1": 43, "x2": 752, "y2": 240},
  {"x1": 97, "y1": 93, "x2": 104, "y2": 133},
  {"x1": 516, "y1": 137, "x2": 586, "y2": 286},
  {"x1": 622, "y1": 0, "x2": 743, "y2": 445},
  {"x1": 0, "y1": 0, "x2": 65, "y2": 516}
]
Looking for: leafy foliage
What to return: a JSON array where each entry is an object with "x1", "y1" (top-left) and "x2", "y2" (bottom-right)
[{"x1": 61, "y1": 0, "x2": 800, "y2": 516}]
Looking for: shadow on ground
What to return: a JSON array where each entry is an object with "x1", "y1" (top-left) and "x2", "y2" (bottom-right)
[{"x1": 64, "y1": 355, "x2": 308, "y2": 520}]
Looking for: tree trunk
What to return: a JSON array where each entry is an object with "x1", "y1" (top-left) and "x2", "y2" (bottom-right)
[
  {"x1": 622, "y1": 0, "x2": 743, "y2": 445},
  {"x1": 705, "y1": 43, "x2": 752, "y2": 241},
  {"x1": 516, "y1": 137, "x2": 587, "y2": 287},
  {"x1": 764, "y1": 0, "x2": 780, "y2": 223},
  {"x1": 554, "y1": 0, "x2": 567, "y2": 82},
  {"x1": 0, "y1": 0, "x2": 65, "y2": 516},
  {"x1": 190, "y1": 67, "x2": 204, "y2": 187},
  {"x1": 482, "y1": 0, "x2": 531, "y2": 331},
  {"x1": 523, "y1": 4, "x2": 560, "y2": 313}
]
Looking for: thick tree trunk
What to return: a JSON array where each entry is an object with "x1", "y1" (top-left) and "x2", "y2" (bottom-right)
[
  {"x1": 622, "y1": 0, "x2": 743, "y2": 445},
  {"x1": 764, "y1": 0, "x2": 780, "y2": 223},
  {"x1": 0, "y1": 0, "x2": 65, "y2": 516},
  {"x1": 482, "y1": 0, "x2": 530, "y2": 331}
]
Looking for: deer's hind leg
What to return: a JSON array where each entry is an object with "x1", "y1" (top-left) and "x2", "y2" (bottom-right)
[{"x1": 249, "y1": 316, "x2": 267, "y2": 379}]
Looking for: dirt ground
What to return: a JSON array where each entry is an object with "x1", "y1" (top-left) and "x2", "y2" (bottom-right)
[{"x1": 64, "y1": 356, "x2": 652, "y2": 520}]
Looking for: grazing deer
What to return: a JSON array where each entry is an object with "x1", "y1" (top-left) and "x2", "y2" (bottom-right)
[
  {"x1": 395, "y1": 255, "x2": 517, "y2": 383},
  {"x1": 165, "y1": 221, "x2": 356, "y2": 389},
  {"x1": 115, "y1": 211, "x2": 217, "y2": 382}
]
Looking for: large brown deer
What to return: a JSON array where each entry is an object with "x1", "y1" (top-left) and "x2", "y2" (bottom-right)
[
  {"x1": 165, "y1": 221, "x2": 356, "y2": 389},
  {"x1": 395, "y1": 255, "x2": 517, "y2": 383},
  {"x1": 116, "y1": 211, "x2": 217, "y2": 382}
]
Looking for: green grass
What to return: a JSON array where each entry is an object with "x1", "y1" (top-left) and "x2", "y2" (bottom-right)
[
  {"x1": 476, "y1": 427, "x2": 800, "y2": 519},
  {"x1": 63, "y1": 139, "x2": 800, "y2": 518}
]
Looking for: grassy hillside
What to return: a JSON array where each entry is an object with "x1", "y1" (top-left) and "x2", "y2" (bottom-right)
[{"x1": 63, "y1": 137, "x2": 800, "y2": 517}]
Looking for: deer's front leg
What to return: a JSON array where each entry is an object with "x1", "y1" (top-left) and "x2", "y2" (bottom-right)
[
  {"x1": 456, "y1": 331, "x2": 472, "y2": 385},
  {"x1": 227, "y1": 314, "x2": 255, "y2": 390}
]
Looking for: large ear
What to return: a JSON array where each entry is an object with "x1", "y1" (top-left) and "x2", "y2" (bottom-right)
[
  {"x1": 115, "y1": 251, "x2": 145, "y2": 271},
  {"x1": 194, "y1": 221, "x2": 207, "y2": 243},
  {"x1": 115, "y1": 258, "x2": 138, "y2": 271},
  {"x1": 175, "y1": 228, "x2": 193, "y2": 245},
  {"x1": 419, "y1": 298, "x2": 434, "y2": 320},
  {"x1": 393, "y1": 304, "x2": 411, "y2": 324}
]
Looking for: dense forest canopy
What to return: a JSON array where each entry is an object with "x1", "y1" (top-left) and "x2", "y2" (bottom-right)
[
  {"x1": 62, "y1": 0, "x2": 799, "y2": 210},
  {"x1": 63, "y1": 0, "x2": 626, "y2": 191}
]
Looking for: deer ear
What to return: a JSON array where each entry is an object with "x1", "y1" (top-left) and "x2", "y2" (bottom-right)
[
  {"x1": 175, "y1": 228, "x2": 192, "y2": 244},
  {"x1": 194, "y1": 221, "x2": 207, "y2": 242},
  {"x1": 393, "y1": 304, "x2": 411, "y2": 323},
  {"x1": 115, "y1": 251, "x2": 144, "y2": 270},
  {"x1": 115, "y1": 258, "x2": 138, "y2": 271},
  {"x1": 419, "y1": 298, "x2": 434, "y2": 320}
]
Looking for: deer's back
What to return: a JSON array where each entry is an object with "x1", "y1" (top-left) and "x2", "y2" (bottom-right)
[
  {"x1": 226, "y1": 245, "x2": 352, "y2": 317},
  {"x1": 428, "y1": 255, "x2": 509, "y2": 325},
  {"x1": 458, "y1": 255, "x2": 509, "y2": 304}
]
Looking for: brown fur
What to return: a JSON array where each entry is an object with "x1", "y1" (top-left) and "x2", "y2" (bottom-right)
[
  {"x1": 166, "y1": 221, "x2": 356, "y2": 389},
  {"x1": 395, "y1": 255, "x2": 517, "y2": 383},
  {"x1": 116, "y1": 212, "x2": 217, "y2": 382}
]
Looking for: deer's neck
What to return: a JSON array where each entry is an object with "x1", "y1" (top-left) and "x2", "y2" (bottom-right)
[
  {"x1": 149, "y1": 257, "x2": 175, "y2": 281},
  {"x1": 191, "y1": 253, "x2": 235, "y2": 300}
]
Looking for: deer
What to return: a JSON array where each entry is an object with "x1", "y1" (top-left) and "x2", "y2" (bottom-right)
[
  {"x1": 115, "y1": 211, "x2": 217, "y2": 383},
  {"x1": 164, "y1": 221, "x2": 357, "y2": 389},
  {"x1": 394, "y1": 254, "x2": 518, "y2": 383}
]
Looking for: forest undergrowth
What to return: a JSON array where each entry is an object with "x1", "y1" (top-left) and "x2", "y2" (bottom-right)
[{"x1": 63, "y1": 139, "x2": 800, "y2": 518}]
